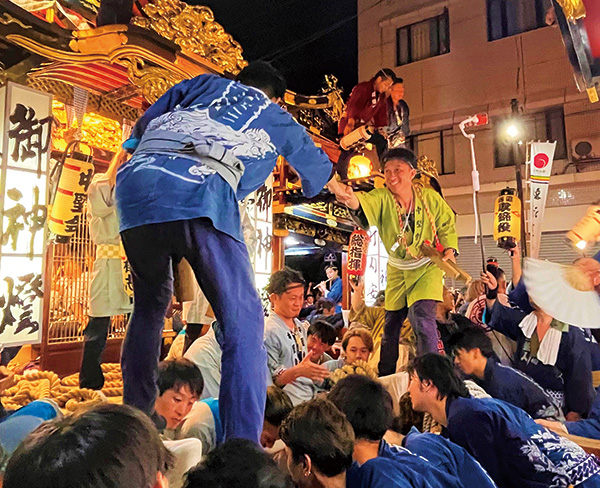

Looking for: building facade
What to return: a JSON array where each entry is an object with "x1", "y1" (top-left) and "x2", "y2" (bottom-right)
[{"x1": 358, "y1": 0, "x2": 600, "y2": 277}]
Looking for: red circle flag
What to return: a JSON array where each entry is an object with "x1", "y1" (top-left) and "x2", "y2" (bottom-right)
[{"x1": 533, "y1": 153, "x2": 549, "y2": 168}]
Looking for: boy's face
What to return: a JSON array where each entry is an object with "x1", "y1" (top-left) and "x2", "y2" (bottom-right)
[{"x1": 154, "y1": 385, "x2": 198, "y2": 430}]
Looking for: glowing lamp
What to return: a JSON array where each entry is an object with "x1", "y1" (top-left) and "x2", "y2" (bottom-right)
[
  {"x1": 506, "y1": 124, "x2": 520, "y2": 139},
  {"x1": 347, "y1": 155, "x2": 372, "y2": 179},
  {"x1": 493, "y1": 188, "x2": 521, "y2": 250},
  {"x1": 48, "y1": 155, "x2": 95, "y2": 240},
  {"x1": 347, "y1": 229, "x2": 370, "y2": 277},
  {"x1": 567, "y1": 206, "x2": 600, "y2": 251}
]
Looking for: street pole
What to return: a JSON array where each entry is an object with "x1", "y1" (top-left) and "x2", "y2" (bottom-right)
[
  {"x1": 512, "y1": 141, "x2": 528, "y2": 257},
  {"x1": 510, "y1": 99, "x2": 528, "y2": 257}
]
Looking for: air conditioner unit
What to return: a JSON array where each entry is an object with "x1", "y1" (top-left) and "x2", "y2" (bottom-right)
[{"x1": 571, "y1": 137, "x2": 600, "y2": 160}]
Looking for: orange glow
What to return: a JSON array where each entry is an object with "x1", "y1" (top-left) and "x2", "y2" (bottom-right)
[
  {"x1": 347, "y1": 154, "x2": 372, "y2": 179},
  {"x1": 52, "y1": 101, "x2": 122, "y2": 153}
]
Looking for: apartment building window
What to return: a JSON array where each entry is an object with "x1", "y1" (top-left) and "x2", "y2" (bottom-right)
[
  {"x1": 494, "y1": 107, "x2": 567, "y2": 168},
  {"x1": 408, "y1": 129, "x2": 455, "y2": 175},
  {"x1": 487, "y1": 0, "x2": 548, "y2": 41},
  {"x1": 396, "y1": 9, "x2": 450, "y2": 66}
]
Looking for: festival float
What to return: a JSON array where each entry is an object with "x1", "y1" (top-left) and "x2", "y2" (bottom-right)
[
  {"x1": 0, "y1": 0, "x2": 376, "y2": 384},
  {"x1": 0, "y1": 0, "x2": 458, "y2": 399}
]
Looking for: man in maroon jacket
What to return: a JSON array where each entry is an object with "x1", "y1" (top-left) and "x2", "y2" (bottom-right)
[
  {"x1": 339, "y1": 68, "x2": 397, "y2": 136},
  {"x1": 337, "y1": 68, "x2": 398, "y2": 178}
]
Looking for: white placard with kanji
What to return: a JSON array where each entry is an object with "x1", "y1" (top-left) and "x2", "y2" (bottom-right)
[{"x1": 0, "y1": 83, "x2": 51, "y2": 346}]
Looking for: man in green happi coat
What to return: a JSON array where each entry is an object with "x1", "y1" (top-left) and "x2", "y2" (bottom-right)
[{"x1": 328, "y1": 148, "x2": 458, "y2": 375}]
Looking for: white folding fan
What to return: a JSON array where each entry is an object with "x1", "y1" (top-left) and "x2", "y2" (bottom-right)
[{"x1": 523, "y1": 258, "x2": 600, "y2": 329}]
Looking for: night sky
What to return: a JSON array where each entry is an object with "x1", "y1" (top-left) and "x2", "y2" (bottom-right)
[{"x1": 191, "y1": 0, "x2": 358, "y2": 96}]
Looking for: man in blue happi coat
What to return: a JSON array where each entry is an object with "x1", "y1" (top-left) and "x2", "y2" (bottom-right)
[
  {"x1": 116, "y1": 62, "x2": 333, "y2": 443},
  {"x1": 408, "y1": 353, "x2": 600, "y2": 488},
  {"x1": 449, "y1": 327, "x2": 563, "y2": 420},
  {"x1": 481, "y1": 268, "x2": 594, "y2": 420},
  {"x1": 329, "y1": 374, "x2": 468, "y2": 488}
]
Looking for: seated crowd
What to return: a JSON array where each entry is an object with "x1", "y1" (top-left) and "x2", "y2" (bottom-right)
[{"x1": 2, "y1": 256, "x2": 600, "y2": 488}]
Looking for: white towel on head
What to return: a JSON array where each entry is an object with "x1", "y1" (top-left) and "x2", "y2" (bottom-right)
[{"x1": 518, "y1": 313, "x2": 562, "y2": 366}]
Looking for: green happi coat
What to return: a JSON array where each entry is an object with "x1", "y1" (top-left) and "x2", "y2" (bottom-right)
[{"x1": 357, "y1": 186, "x2": 458, "y2": 311}]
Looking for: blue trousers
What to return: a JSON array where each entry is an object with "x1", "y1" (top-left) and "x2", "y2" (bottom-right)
[{"x1": 121, "y1": 218, "x2": 267, "y2": 443}]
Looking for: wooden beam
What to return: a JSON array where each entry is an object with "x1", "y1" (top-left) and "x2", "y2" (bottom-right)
[{"x1": 272, "y1": 235, "x2": 285, "y2": 272}]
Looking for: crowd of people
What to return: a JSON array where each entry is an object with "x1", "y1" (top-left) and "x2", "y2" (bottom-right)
[{"x1": 1, "y1": 57, "x2": 600, "y2": 488}]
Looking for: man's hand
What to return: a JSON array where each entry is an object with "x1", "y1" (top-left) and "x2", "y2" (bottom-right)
[
  {"x1": 441, "y1": 248, "x2": 456, "y2": 263},
  {"x1": 565, "y1": 411, "x2": 582, "y2": 422},
  {"x1": 326, "y1": 178, "x2": 360, "y2": 210},
  {"x1": 481, "y1": 270, "x2": 498, "y2": 291},
  {"x1": 535, "y1": 418, "x2": 568, "y2": 435},
  {"x1": 297, "y1": 351, "x2": 330, "y2": 382}
]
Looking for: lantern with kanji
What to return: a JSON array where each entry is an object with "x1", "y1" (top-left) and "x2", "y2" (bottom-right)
[
  {"x1": 347, "y1": 229, "x2": 370, "y2": 277},
  {"x1": 493, "y1": 187, "x2": 521, "y2": 250},
  {"x1": 48, "y1": 154, "x2": 95, "y2": 241}
]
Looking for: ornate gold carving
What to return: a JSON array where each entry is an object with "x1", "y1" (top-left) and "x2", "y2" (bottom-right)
[
  {"x1": 133, "y1": 0, "x2": 247, "y2": 74},
  {"x1": 0, "y1": 62, "x2": 6, "y2": 87},
  {"x1": 52, "y1": 101, "x2": 123, "y2": 153},
  {"x1": 120, "y1": 56, "x2": 185, "y2": 104},
  {"x1": 556, "y1": 0, "x2": 586, "y2": 22},
  {"x1": 0, "y1": 13, "x2": 32, "y2": 29},
  {"x1": 323, "y1": 75, "x2": 345, "y2": 122},
  {"x1": 8, "y1": 34, "x2": 190, "y2": 103},
  {"x1": 416, "y1": 155, "x2": 439, "y2": 180}
]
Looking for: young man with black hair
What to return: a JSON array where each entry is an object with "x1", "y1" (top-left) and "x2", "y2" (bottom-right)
[
  {"x1": 338, "y1": 68, "x2": 397, "y2": 137},
  {"x1": 116, "y1": 61, "x2": 333, "y2": 443},
  {"x1": 280, "y1": 398, "x2": 354, "y2": 488},
  {"x1": 329, "y1": 147, "x2": 458, "y2": 373},
  {"x1": 389, "y1": 392, "x2": 497, "y2": 487},
  {"x1": 408, "y1": 353, "x2": 600, "y2": 488},
  {"x1": 186, "y1": 438, "x2": 293, "y2": 488},
  {"x1": 328, "y1": 375, "x2": 465, "y2": 488},
  {"x1": 449, "y1": 327, "x2": 562, "y2": 420},
  {"x1": 175, "y1": 385, "x2": 293, "y2": 455},
  {"x1": 4, "y1": 404, "x2": 173, "y2": 488},
  {"x1": 306, "y1": 320, "x2": 337, "y2": 365},
  {"x1": 264, "y1": 268, "x2": 329, "y2": 405},
  {"x1": 154, "y1": 358, "x2": 204, "y2": 433}
]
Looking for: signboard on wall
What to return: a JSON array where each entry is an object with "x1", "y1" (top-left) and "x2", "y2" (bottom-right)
[
  {"x1": 0, "y1": 83, "x2": 51, "y2": 346},
  {"x1": 242, "y1": 174, "x2": 273, "y2": 294},
  {"x1": 364, "y1": 226, "x2": 388, "y2": 306}
]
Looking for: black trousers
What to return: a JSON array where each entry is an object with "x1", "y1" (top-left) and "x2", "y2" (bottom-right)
[{"x1": 79, "y1": 316, "x2": 111, "y2": 390}]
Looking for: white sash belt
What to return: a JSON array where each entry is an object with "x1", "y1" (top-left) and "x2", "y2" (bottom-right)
[{"x1": 388, "y1": 255, "x2": 430, "y2": 271}]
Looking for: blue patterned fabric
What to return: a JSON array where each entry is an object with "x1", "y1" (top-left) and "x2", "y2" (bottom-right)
[
  {"x1": 473, "y1": 358, "x2": 562, "y2": 420},
  {"x1": 486, "y1": 300, "x2": 594, "y2": 415},
  {"x1": 403, "y1": 427, "x2": 497, "y2": 487},
  {"x1": 117, "y1": 74, "x2": 332, "y2": 241},
  {"x1": 446, "y1": 396, "x2": 600, "y2": 488}
]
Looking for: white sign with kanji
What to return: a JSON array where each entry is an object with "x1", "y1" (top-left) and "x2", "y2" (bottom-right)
[{"x1": 0, "y1": 83, "x2": 51, "y2": 346}]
